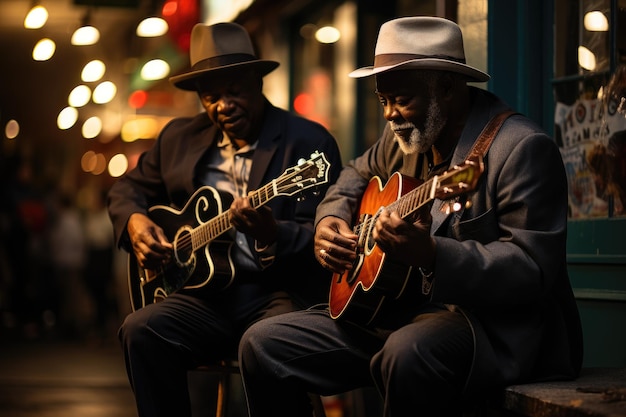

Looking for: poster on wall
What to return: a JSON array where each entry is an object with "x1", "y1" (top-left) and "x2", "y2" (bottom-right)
[{"x1": 555, "y1": 96, "x2": 626, "y2": 219}]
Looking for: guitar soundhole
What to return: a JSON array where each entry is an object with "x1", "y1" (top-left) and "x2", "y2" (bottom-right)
[
  {"x1": 173, "y1": 227, "x2": 194, "y2": 267},
  {"x1": 345, "y1": 255, "x2": 364, "y2": 285},
  {"x1": 344, "y1": 212, "x2": 370, "y2": 285},
  {"x1": 364, "y1": 212, "x2": 379, "y2": 255}
]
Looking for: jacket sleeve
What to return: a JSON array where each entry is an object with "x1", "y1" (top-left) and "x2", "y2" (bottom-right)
[
  {"x1": 249, "y1": 114, "x2": 344, "y2": 267},
  {"x1": 430, "y1": 120, "x2": 570, "y2": 308},
  {"x1": 106, "y1": 120, "x2": 178, "y2": 251}
]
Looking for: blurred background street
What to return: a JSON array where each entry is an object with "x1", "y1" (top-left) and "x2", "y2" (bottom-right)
[
  {"x1": 0, "y1": 327, "x2": 242, "y2": 417},
  {"x1": 0, "y1": 335, "x2": 136, "y2": 417}
]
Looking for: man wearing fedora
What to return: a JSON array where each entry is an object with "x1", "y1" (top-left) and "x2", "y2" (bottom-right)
[
  {"x1": 239, "y1": 16, "x2": 583, "y2": 416},
  {"x1": 107, "y1": 22, "x2": 342, "y2": 417}
]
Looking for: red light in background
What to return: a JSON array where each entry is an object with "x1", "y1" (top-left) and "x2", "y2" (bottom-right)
[
  {"x1": 129, "y1": 90, "x2": 148, "y2": 109},
  {"x1": 162, "y1": 0, "x2": 177, "y2": 16},
  {"x1": 294, "y1": 93, "x2": 314, "y2": 115},
  {"x1": 162, "y1": 0, "x2": 198, "y2": 53}
]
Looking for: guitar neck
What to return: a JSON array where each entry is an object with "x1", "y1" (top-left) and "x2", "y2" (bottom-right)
[
  {"x1": 190, "y1": 182, "x2": 277, "y2": 251},
  {"x1": 387, "y1": 176, "x2": 437, "y2": 220}
]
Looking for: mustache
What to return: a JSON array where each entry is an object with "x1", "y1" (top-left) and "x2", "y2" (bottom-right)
[{"x1": 390, "y1": 122, "x2": 415, "y2": 131}]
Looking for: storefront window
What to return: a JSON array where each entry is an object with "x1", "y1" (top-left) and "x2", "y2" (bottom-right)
[{"x1": 554, "y1": 0, "x2": 626, "y2": 218}]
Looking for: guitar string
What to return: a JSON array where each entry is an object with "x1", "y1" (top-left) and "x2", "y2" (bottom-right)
[
  {"x1": 170, "y1": 181, "x2": 276, "y2": 253},
  {"x1": 353, "y1": 177, "x2": 433, "y2": 236},
  {"x1": 147, "y1": 175, "x2": 296, "y2": 281},
  {"x1": 350, "y1": 162, "x2": 477, "y2": 252},
  {"x1": 160, "y1": 160, "x2": 316, "y2": 258}
]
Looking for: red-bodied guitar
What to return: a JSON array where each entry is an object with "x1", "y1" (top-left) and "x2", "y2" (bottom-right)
[
  {"x1": 328, "y1": 156, "x2": 484, "y2": 325},
  {"x1": 127, "y1": 151, "x2": 331, "y2": 311}
]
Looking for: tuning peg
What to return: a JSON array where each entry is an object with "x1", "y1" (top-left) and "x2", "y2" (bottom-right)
[
  {"x1": 297, "y1": 158, "x2": 306, "y2": 166},
  {"x1": 440, "y1": 199, "x2": 469, "y2": 214}
]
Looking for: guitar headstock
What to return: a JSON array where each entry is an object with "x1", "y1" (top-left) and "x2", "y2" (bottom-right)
[
  {"x1": 433, "y1": 155, "x2": 484, "y2": 200},
  {"x1": 275, "y1": 151, "x2": 331, "y2": 196}
]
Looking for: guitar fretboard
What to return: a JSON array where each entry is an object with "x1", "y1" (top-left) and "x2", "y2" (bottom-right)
[
  {"x1": 387, "y1": 177, "x2": 436, "y2": 220},
  {"x1": 190, "y1": 181, "x2": 278, "y2": 251},
  {"x1": 355, "y1": 176, "x2": 438, "y2": 236}
]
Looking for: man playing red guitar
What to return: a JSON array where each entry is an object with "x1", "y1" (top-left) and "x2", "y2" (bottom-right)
[{"x1": 239, "y1": 16, "x2": 583, "y2": 417}]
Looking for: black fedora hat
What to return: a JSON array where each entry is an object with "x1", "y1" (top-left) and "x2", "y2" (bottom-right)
[{"x1": 169, "y1": 22, "x2": 279, "y2": 91}]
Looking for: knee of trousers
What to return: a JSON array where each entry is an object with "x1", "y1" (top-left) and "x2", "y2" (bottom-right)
[
  {"x1": 118, "y1": 311, "x2": 159, "y2": 351},
  {"x1": 372, "y1": 328, "x2": 474, "y2": 393},
  {"x1": 239, "y1": 322, "x2": 268, "y2": 369},
  {"x1": 239, "y1": 318, "x2": 290, "y2": 376},
  {"x1": 371, "y1": 339, "x2": 416, "y2": 378},
  {"x1": 371, "y1": 332, "x2": 453, "y2": 382}
]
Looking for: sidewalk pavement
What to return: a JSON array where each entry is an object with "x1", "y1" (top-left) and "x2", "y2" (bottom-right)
[{"x1": 0, "y1": 335, "x2": 136, "y2": 417}]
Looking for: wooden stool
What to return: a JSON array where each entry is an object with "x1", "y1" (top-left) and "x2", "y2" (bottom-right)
[
  {"x1": 198, "y1": 361, "x2": 327, "y2": 417},
  {"x1": 196, "y1": 361, "x2": 239, "y2": 417}
]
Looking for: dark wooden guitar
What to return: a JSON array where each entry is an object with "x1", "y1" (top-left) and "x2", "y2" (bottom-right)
[
  {"x1": 127, "y1": 151, "x2": 331, "y2": 311},
  {"x1": 328, "y1": 156, "x2": 484, "y2": 325}
]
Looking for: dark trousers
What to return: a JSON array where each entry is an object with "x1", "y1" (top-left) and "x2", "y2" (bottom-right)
[
  {"x1": 118, "y1": 283, "x2": 294, "y2": 417},
  {"x1": 239, "y1": 304, "x2": 474, "y2": 417}
]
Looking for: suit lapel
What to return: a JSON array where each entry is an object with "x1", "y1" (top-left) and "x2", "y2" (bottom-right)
[
  {"x1": 185, "y1": 117, "x2": 220, "y2": 193},
  {"x1": 431, "y1": 89, "x2": 496, "y2": 235},
  {"x1": 248, "y1": 103, "x2": 281, "y2": 191}
]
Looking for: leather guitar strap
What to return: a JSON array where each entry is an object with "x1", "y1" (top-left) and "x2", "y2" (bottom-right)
[
  {"x1": 431, "y1": 109, "x2": 516, "y2": 238},
  {"x1": 466, "y1": 110, "x2": 517, "y2": 159}
]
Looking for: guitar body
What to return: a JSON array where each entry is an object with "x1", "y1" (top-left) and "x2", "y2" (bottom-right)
[
  {"x1": 127, "y1": 186, "x2": 236, "y2": 311},
  {"x1": 329, "y1": 172, "x2": 422, "y2": 325},
  {"x1": 125, "y1": 151, "x2": 334, "y2": 311},
  {"x1": 328, "y1": 158, "x2": 484, "y2": 325}
]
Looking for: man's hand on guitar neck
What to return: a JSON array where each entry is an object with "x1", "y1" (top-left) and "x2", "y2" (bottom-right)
[
  {"x1": 373, "y1": 209, "x2": 436, "y2": 270},
  {"x1": 127, "y1": 213, "x2": 173, "y2": 269},
  {"x1": 315, "y1": 216, "x2": 358, "y2": 274},
  {"x1": 229, "y1": 196, "x2": 278, "y2": 248}
]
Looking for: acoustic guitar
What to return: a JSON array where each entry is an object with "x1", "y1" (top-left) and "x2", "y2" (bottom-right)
[
  {"x1": 328, "y1": 156, "x2": 484, "y2": 325},
  {"x1": 127, "y1": 151, "x2": 331, "y2": 311}
]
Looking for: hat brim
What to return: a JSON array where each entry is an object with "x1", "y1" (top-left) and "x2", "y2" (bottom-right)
[
  {"x1": 349, "y1": 58, "x2": 490, "y2": 82},
  {"x1": 170, "y1": 60, "x2": 280, "y2": 91}
]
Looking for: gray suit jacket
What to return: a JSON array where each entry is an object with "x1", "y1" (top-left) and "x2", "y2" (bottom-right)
[{"x1": 315, "y1": 87, "x2": 583, "y2": 393}]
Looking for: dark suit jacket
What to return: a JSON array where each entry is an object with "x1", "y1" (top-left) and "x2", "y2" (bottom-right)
[
  {"x1": 315, "y1": 87, "x2": 583, "y2": 394},
  {"x1": 108, "y1": 99, "x2": 343, "y2": 306}
]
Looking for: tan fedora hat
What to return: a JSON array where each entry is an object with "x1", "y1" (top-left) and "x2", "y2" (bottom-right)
[
  {"x1": 170, "y1": 22, "x2": 279, "y2": 91},
  {"x1": 349, "y1": 16, "x2": 489, "y2": 82}
]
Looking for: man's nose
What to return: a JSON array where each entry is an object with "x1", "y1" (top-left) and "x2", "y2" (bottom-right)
[
  {"x1": 216, "y1": 95, "x2": 235, "y2": 112},
  {"x1": 383, "y1": 104, "x2": 400, "y2": 121}
]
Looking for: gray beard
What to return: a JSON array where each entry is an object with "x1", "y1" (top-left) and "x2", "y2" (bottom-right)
[{"x1": 392, "y1": 97, "x2": 446, "y2": 155}]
